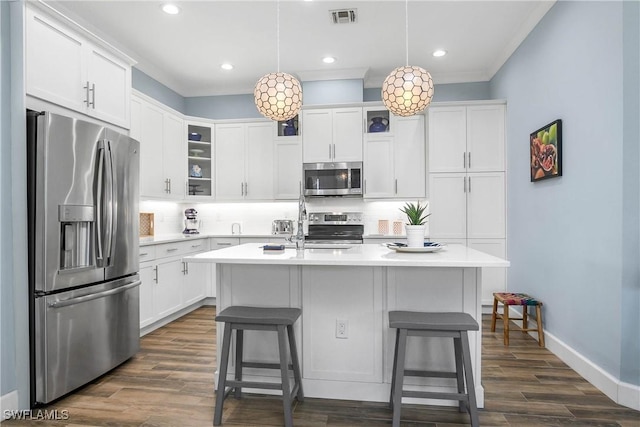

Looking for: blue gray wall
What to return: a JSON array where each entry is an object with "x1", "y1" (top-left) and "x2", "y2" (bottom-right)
[
  {"x1": 490, "y1": 0, "x2": 639, "y2": 386},
  {"x1": 135, "y1": 72, "x2": 494, "y2": 120},
  {"x1": 620, "y1": 0, "x2": 640, "y2": 386},
  {"x1": 364, "y1": 82, "x2": 491, "y2": 103},
  {"x1": 0, "y1": 0, "x2": 17, "y2": 398},
  {"x1": 132, "y1": 68, "x2": 185, "y2": 113}
]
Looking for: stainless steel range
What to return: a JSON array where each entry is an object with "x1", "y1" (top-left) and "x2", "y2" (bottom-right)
[{"x1": 306, "y1": 212, "x2": 363, "y2": 244}]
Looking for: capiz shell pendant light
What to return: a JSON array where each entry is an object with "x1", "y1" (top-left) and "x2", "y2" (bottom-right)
[
  {"x1": 254, "y1": 0, "x2": 302, "y2": 121},
  {"x1": 382, "y1": 0, "x2": 434, "y2": 117}
]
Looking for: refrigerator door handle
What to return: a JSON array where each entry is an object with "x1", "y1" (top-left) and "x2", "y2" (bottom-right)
[
  {"x1": 95, "y1": 143, "x2": 105, "y2": 266},
  {"x1": 103, "y1": 141, "x2": 115, "y2": 266},
  {"x1": 48, "y1": 280, "x2": 141, "y2": 308}
]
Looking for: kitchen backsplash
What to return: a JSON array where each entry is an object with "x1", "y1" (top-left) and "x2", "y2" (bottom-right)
[{"x1": 139, "y1": 199, "x2": 430, "y2": 236}]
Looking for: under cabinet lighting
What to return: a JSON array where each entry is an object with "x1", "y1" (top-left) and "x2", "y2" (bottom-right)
[
  {"x1": 432, "y1": 49, "x2": 447, "y2": 57},
  {"x1": 162, "y1": 4, "x2": 180, "y2": 15},
  {"x1": 221, "y1": 63, "x2": 234, "y2": 70},
  {"x1": 322, "y1": 56, "x2": 336, "y2": 64}
]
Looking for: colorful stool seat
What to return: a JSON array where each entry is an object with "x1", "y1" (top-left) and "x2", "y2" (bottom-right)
[{"x1": 491, "y1": 292, "x2": 545, "y2": 347}]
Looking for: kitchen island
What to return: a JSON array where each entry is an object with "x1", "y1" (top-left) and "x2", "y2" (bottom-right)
[{"x1": 185, "y1": 243, "x2": 509, "y2": 408}]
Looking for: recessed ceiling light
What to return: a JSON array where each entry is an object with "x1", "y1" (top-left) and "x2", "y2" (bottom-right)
[
  {"x1": 220, "y1": 63, "x2": 233, "y2": 70},
  {"x1": 322, "y1": 56, "x2": 336, "y2": 64},
  {"x1": 162, "y1": 4, "x2": 180, "y2": 15},
  {"x1": 432, "y1": 49, "x2": 447, "y2": 57}
]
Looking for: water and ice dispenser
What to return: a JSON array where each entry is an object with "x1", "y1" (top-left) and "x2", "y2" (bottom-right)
[{"x1": 59, "y1": 205, "x2": 94, "y2": 270}]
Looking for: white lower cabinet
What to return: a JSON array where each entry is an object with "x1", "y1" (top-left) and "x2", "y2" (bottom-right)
[
  {"x1": 183, "y1": 261, "x2": 210, "y2": 306},
  {"x1": 138, "y1": 238, "x2": 211, "y2": 331},
  {"x1": 155, "y1": 259, "x2": 185, "y2": 318},
  {"x1": 139, "y1": 264, "x2": 157, "y2": 328},
  {"x1": 302, "y1": 266, "x2": 383, "y2": 383}
]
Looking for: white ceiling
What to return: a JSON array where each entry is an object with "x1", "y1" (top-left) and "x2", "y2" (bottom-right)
[{"x1": 48, "y1": 0, "x2": 555, "y2": 97}]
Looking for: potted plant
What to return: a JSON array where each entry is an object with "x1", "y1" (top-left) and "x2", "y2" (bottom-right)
[{"x1": 400, "y1": 201, "x2": 430, "y2": 247}]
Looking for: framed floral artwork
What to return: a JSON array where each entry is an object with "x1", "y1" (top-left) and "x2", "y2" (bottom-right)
[{"x1": 530, "y1": 119, "x2": 562, "y2": 182}]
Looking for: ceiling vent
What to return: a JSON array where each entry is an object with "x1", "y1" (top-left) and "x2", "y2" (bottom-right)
[{"x1": 330, "y1": 9, "x2": 357, "y2": 24}]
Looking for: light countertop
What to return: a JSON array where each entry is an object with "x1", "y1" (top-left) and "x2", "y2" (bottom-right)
[
  {"x1": 183, "y1": 243, "x2": 509, "y2": 268},
  {"x1": 140, "y1": 234, "x2": 411, "y2": 246}
]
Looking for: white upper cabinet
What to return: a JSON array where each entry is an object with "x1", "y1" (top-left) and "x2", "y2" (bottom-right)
[
  {"x1": 302, "y1": 107, "x2": 363, "y2": 163},
  {"x1": 215, "y1": 122, "x2": 274, "y2": 201},
  {"x1": 25, "y1": 6, "x2": 133, "y2": 128},
  {"x1": 130, "y1": 94, "x2": 184, "y2": 199},
  {"x1": 466, "y1": 105, "x2": 506, "y2": 172},
  {"x1": 363, "y1": 114, "x2": 425, "y2": 199},
  {"x1": 274, "y1": 139, "x2": 303, "y2": 200},
  {"x1": 393, "y1": 115, "x2": 426, "y2": 198},
  {"x1": 428, "y1": 104, "x2": 505, "y2": 173}
]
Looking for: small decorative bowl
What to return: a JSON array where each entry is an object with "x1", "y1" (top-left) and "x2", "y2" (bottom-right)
[{"x1": 189, "y1": 132, "x2": 202, "y2": 141}]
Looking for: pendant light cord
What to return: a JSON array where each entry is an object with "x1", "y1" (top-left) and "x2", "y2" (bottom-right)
[
  {"x1": 405, "y1": 0, "x2": 409, "y2": 66},
  {"x1": 277, "y1": 0, "x2": 280, "y2": 72}
]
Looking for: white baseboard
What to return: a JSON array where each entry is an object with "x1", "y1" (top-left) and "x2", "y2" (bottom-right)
[
  {"x1": 507, "y1": 307, "x2": 640, "y2": 411},
  {"x1": 1, "y1": 390, "x2": 19, "y2": 421}
]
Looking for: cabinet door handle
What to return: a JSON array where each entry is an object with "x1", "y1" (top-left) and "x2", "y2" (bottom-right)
[
  {"x1": 329, "y1": 144, "x2": 332, "y2": 159},
  {"x1": 363, "y1": 179, "x2": 367, "y2": 194},
  {"x1": 90, "y1": 83, "x2": 96, "y2": 109},
  {"x1": 463, "y1": 176, "x2": 467, "y2": 193},
  {"x1": 83, "y1": 81, "x2": 90, "y2": 106},
  {"x1": 240, "y1": 182, "x2": 244, "y2": 196},
  {"x1": 217, "y1": 242, "x2": 233, "y2": 246},
  {"x1": 168, "y1": 178, "x2": 171, "y2": 194},
  {"x1": 191, "y1": 244, "x2": 201, "y2": 248},
  {"x1": 468, "y1": 152, "x2": 471, "y2": 169},
  {"x1": 333, "y1": 144, "x2": 336, "y2": 159},
  {"x1": 244, "y1": 182, "x2": 248, "y2": 196},
  {"x1": 153, "y1": 266, "x2": 158, "y2": 283},
  {"x1": 395, "y1": 179, "x2": 398, "y2": 194},
  {"x1": 463, "y1": 152, "x2": 466, "y2": 169},
  {"x1": 140, "y1": 252, "x2": 148, "y2": 256},
  {"x1": 468, "y1": 176, "x2": 471, "y2": 192},
  {"x1": 166, "y1": 248, "x2": 178, "y2": 252}
]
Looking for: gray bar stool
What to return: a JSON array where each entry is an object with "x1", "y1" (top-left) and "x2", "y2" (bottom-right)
[
  {"x1": 389, "y1": 311, "x2": 480, "y2": 427},
  {"x1": 214, "y1": 306, "x2": 304, "y2": 427}
]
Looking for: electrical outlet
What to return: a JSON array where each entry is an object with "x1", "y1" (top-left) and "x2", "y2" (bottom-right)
[{"x1": 336, "y1": 318, "x2": 349, "y2": 339}]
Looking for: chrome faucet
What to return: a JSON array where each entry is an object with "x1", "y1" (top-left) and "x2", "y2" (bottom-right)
[
  {"x1": 231, "y1": 222, "x2": 242, "y2": 235},
  {"x1": 287, "y1": 183, "x2": 306, "y2": 251}
]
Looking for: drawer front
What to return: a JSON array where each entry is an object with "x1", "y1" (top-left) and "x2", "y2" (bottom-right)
[
  {"x1": 211, "y1": 237, "x2": 240, "y2": 249},
  {"x1": 184, "y1": 238, "x2": 210, "y2": 254},
  {"x1": 156, "y1": 239, "x2": 211, "y2": 258},
  {"x1": 138, "y1": 246, "x2": 157, "y2": 262}
]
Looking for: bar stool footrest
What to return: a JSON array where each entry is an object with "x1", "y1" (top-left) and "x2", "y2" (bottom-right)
[
  {"x1": 403, "y1": 390, "x2": 469, "y2": 402},
  {"x1": 225, "y1": 380, "x2": 283, "y2": 390},
  {"x1": 404, "y1": 369, "x2": 458, "y2": 379},
  {"x1": 241, "y1": 361, "x2": 294, "y2": 370}
]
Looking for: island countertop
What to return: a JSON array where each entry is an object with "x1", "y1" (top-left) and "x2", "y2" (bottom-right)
[{"x1": 183, "y1": 243, "x2": 509, "y2": 268}]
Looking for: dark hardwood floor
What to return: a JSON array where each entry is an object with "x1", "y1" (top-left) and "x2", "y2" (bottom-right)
[{"x1": 5, "y1": 306, "x2": 639, "y2": 426}]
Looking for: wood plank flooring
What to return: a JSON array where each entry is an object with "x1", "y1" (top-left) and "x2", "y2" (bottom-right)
[{"x1": 5, "y1": 306, "x2": 639, "y2": 426}]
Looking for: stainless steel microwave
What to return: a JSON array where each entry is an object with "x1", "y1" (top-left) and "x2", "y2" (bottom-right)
[{"x1": 303, "y1": 162, "x2": 363, "y2": 197}]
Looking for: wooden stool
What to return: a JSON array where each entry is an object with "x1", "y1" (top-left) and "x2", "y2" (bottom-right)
[
  {"x1": 491, "y1": 292, "x2": 545, "y2": 347},
  {"x1": 389, "y1": 311, "x2": 480, "y2": 427},
  {"x1": 214, "y1": 306, "x2": 304, "y2": 427}
]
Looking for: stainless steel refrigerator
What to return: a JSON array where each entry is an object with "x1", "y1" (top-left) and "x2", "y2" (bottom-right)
[{"x1": 27, "y1": 110, "x2": 141, "y2": 406}]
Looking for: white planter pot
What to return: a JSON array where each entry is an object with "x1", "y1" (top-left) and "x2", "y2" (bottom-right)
[{"x1": 405, "y1": 225, "x2": 426, "y2": 248}]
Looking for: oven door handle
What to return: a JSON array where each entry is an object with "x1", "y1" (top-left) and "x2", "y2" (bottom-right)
[{"x1": 48, "y1": 281, "x2": 141, "y2": 308}]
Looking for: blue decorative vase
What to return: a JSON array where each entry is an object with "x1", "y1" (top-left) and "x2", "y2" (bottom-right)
[
  {"x1": 283, "y1": 119, "x2": 297, "y2": 136},
  {"x1": 369, "y1": 117, "x2": 389, "y2": 133}
]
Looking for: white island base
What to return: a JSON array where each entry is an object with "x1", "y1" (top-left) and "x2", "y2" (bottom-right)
[{"x1": 185, "y1": 244, "x2": 510, "y2": 409}]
